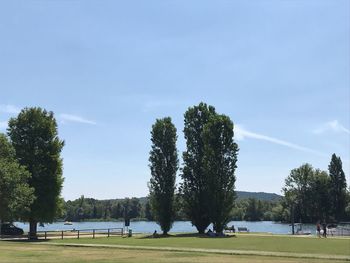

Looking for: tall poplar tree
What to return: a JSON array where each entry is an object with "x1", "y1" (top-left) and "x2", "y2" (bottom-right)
[
  {"x1": 149, "y1": 117, "x2": 178, "y2": 235},
  {"x1": 329, "y1": 154, "x2": 347, "y2": 221},
  {"x1": 8, "y1": 107, "x2": 64, "y2": 239},
  {"x1": 203, "y1": 114, "x2": 238, "y2": 233},
  {"x1": 180, "y1": 103, "x2": 216, "y2": 233}
]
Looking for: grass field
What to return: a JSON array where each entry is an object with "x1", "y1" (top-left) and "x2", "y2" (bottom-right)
[
  {"x1": 0, "y1": 241, "x2": 348, "y2": 263},
  {"x1": 50, "y1": 233, "x2": 350, "y2": 256},
  {"x1": 0, "y1": 234, "x2": 349, "y2": 262}
]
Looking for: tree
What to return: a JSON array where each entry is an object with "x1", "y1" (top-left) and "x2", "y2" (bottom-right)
[
  {"x1": 180, "y1": 103, "x2": 216, "y2": 233},
  {"x1": 283, "y1": 164, "x2": 314, "y2": 223},
  {"x1": 8, "y1": 107, "x2": 64, "y2": 239},
  {"x1": 309, "y1": 170, "x2": 331, "y2": 221},
  {"x1": 202, "y1": 114, "x2": 238, "y2": 233},
  {"x1": 328, "y1": 154, "x2": 347, "y2": 221},
  {"x1": 244, "y1": 198, "x2": 264, "y2": 221},
  {"x1": 0, "y1": 134, "x2": 34, "y2": 231},
  {"x1": 144, "y1": 201, "x2": 154, "y2": 221},
  {"x1": 149, "y1": 117, "x2": 178, "y2": 235}
]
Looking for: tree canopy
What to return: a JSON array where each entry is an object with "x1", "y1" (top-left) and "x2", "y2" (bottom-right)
[
  {"x1": 180, "y1": 102, "x2": 217, "y2": 233},
  {"x1": 8, "y1": 107, "x2": 64, "y2": 238},
  {"x1": 329, "y1": 154, "x2": 347, "y2": 221},
  {"x1": 149, "y1": 117, "x2": 178, "y2": 234},
  {"x1": 0, "y1": 134, "x2": 34, "y2": 225},
  {"x1": 203, "y1": 114, "x2": 238, "y2": 232}
]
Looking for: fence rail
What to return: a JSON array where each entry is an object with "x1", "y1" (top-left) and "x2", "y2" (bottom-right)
[
  {"x1": 36, "y1": 228, "x2": 124, "y2": 240},
  {"x1": 0, "y1": 228, "x2": 124, "y2": 240}
]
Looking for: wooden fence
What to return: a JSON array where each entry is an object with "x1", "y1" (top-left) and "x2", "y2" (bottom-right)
[
  {"x1": 37, "y1": 228, "x2": 124, "y2": 240},
  {"x1": 0, "y1": 228, "x2": 124, "y2": 240}
]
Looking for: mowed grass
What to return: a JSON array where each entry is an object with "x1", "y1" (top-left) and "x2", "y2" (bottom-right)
[
  {"x1": 0, "y1": 241, "x2": 348, "y2": 263},
  {"x1": 50, "y1": 233, "x2": 350, "y2": 256}
]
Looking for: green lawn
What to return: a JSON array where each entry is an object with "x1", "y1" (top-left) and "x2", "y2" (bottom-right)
[
  {"x1": 50, "y1": 233, "x2": 350, "y2": 256},
  {"x1": 0, "y1": 241, "x2": 348, "y2": 263}
]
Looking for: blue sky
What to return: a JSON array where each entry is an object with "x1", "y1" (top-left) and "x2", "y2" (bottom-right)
[{"x1": 0, "y1": 0, "x2": 349, "y2": 200}]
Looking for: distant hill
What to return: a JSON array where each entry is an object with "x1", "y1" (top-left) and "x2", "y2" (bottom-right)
[
  {"x1": 236, "y1": 191, "x2": 282, "y2": 202},
  {"x1": 95, "y1": 191, "x2": 282, "y2": 204}
]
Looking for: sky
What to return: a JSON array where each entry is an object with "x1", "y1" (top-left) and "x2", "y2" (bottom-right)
[{"x1": 0, "y1": 0, "x2": 349, "y2": 200}]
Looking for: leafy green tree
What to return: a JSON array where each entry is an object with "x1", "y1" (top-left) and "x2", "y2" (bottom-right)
[
  {"x1": 0, "y1": 134, "x2": 34, "y2": 230},
  {"x1": 271, "y1": 202, "x2": 290, "y2": 222},
  {"x1": 309, "y1": 170, "x2": 331, "y2": 221},
  {"x1": 149, "y1": 117, "x2": 178, "y2": 234},
  {"x1": 283, "y1": 164, "x2": 314, "y2": 223},
  {"x1": 8, "y1": 107, "x2": 64, "y2": 238},
  {"x1": 180, "y1": 103, "x2": 216, "y2": 233},
  {"x1": 328, "y1": 154, "x2": 347, "y2": 221},
  {"x1": 203, "y1": 114, "x2": 238, "y2": 233}
]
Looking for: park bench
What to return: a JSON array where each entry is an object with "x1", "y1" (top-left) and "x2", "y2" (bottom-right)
[
  {"x1": 224, "y1": 226, "x2": 235, "y2": 233},
  {"x1": 237, "y1": 227, "x2": 249, "y2": 232}
]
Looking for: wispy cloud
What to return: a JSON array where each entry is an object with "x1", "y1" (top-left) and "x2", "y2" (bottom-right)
[
  {"x1": 235, "y1": 125, "x2": 325, "y2": 156},
  {"x1": 313, "y1": 120, "x2": 350, "y2": 135},
  {"x1": 0, "y1": 104, "x2": 20, "y2": 114},
  {"x1": 59, "y1": 114, "x2": 97, "y2": 125},
  {"x1": 0, "y1": 121, "x2": 7, "y2": 130}
]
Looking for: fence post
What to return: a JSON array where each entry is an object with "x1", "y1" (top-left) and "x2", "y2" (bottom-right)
[
  {"x1": 61, "y1": 231, "x2": 64, "y2": 239},
  {"x1": 108, "y1": 229, "x2": 110, "y2": 238},
  {"x1": 77, "y1": 230, "x2": 80, "y2": 239},
  {"x1": 45, "y1": 231, "x2": 47, "y2": 240},
  {"x1": 93, "y1": 229, "x2": 95, "y2": 239}
]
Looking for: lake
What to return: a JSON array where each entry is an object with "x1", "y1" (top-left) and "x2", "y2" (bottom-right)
[{"x1": 14, "y1": 221, "x2": 316, "y2": 235}]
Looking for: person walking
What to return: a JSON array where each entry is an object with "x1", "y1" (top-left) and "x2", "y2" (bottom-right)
[
  {"x1": 316, "y1": 222, "x2": 321, "y2": 238},
  {"x1": 322, "y1": 222, "x2": 327, "y2": 238}
]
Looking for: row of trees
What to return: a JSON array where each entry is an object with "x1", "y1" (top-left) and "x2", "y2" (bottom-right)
[
  {"x1": 64, "y1": 196, "x2": 146, "y2": 221},
  {"x1": 0, "y1": 108, "x2": 64, "y2": 238},
  {"x1": 281, "y1": 154, "x2": 349, "y2": 223},
  {"x1": 62, "y1": 196, "x2": 281, "y2": 222},
  {"x1": 149, "y1": 103, "x2": 238, "y2": 234}
]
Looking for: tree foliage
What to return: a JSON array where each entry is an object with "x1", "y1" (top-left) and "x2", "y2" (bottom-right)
[
  {"x1": 7, "y1": 107, "x2": 64, "y2": 237},
  {"x1": 203, "y1": 114, "x2": 238, "y2": 232},
  {"x1": 282, "y1": 161, "x2": 348, "y2": 223},
  {"x1": 283, "y1": 164, "x2": 315, "y2": 222},
  {"x1": 149, "y1": 117, "x2": 178, "y2": 234},
  {"x1": 328, "y1": 154, "x2": 347, "y2": 221},
  {"x1": 0, "y1": 134, "x2": 34, "y2": 225},
  {"x1": 180, "y1": 103, "x2": 216, "y2": 233},
  {"x1": 64, "y1": 197, "x2": 142, "y2": 222}
]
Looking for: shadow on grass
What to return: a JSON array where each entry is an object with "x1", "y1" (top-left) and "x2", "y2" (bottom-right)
[
  {"x1": 139, "y1": 232, "x2": 236, "y2": 239},
  {"x1": 0, "y1": 238, "x2": 48, "y2": 243}
]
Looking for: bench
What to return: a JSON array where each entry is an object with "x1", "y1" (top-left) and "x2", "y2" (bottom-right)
[
  {"x1": 237, "y1": 227, "x2": 249, "y2": 232},
  {"x1": 224, "y1": 226, "x2": 235, "y2": 233}
]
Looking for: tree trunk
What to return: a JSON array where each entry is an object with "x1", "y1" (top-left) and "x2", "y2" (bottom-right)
[
  {"x1": 196, "y1": 222, "x2": 208, "y2": 234},
  {"x1": 291, "y1": 204, "x2": 295, "y2": 235},
  {"x1": 29, "y1": 220, "x2": 37, "y2": 240}
]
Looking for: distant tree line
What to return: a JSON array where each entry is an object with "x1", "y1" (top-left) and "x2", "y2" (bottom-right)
[{"x1": 64, "y1": 196, "x2": 144, "y2": 222}]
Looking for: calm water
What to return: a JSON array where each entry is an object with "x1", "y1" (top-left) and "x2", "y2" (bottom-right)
[{"x1": 14, "y1": 221, "x2": 316, "y2": 235}]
